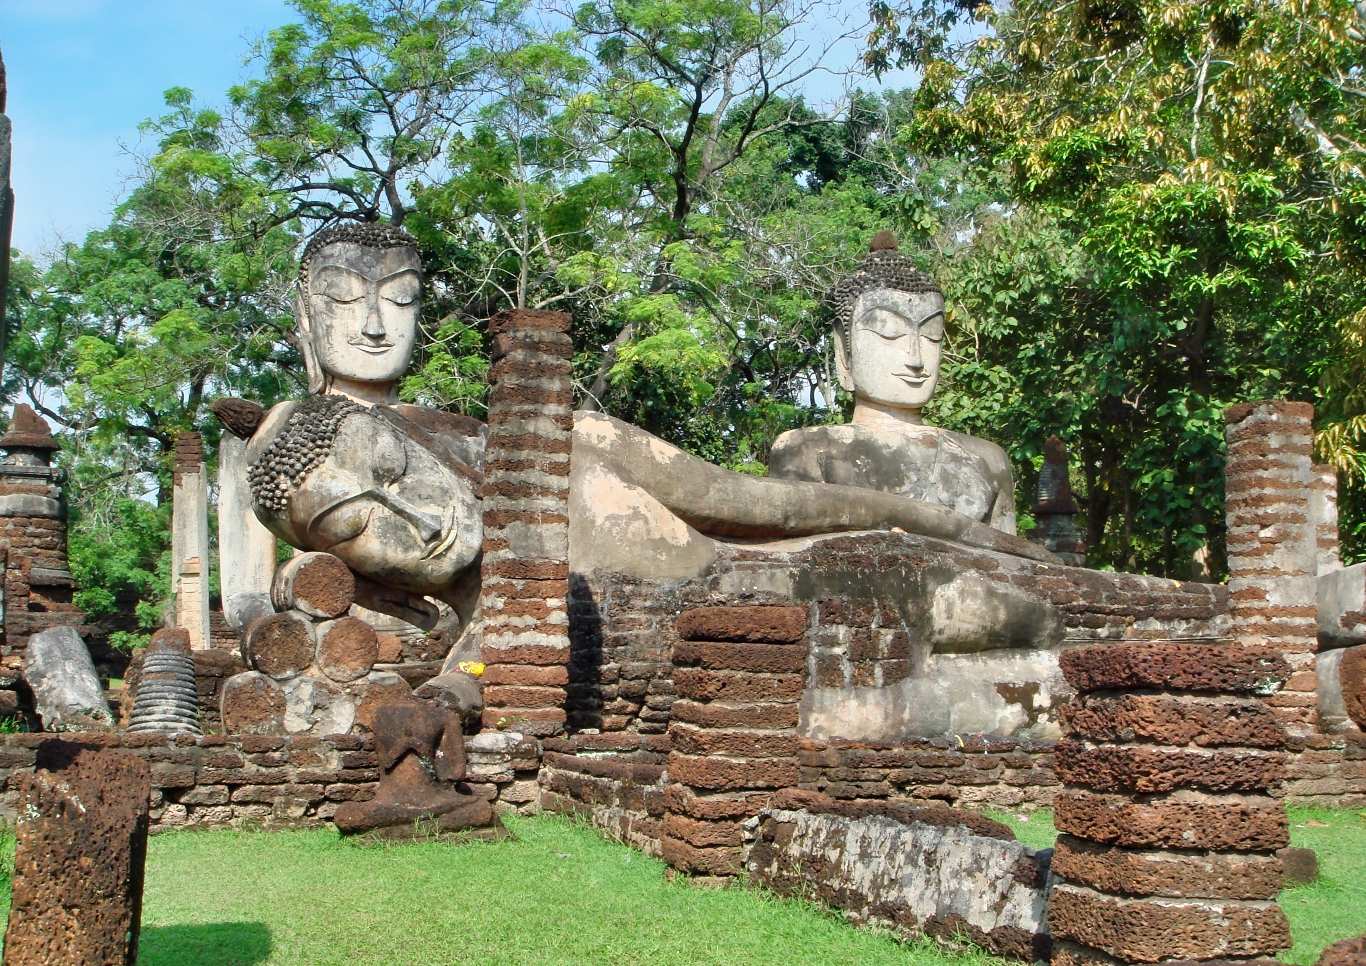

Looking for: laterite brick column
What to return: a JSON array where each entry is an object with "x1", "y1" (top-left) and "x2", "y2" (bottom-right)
[
  {"x1": 661, "y1": 605, "x2": 807, "y2": 878},
  {"x1": 1049, "y1": 641, "x2": 1293, "y2": 965},
  {"x1": 171, "y1": 431, "x2": 211, "y2": 650},
  {"x1": 1225, "y1": 402, "x2": 1319, "y2": 735},
  {"x1": 478, "y1": 309, "x2": 573, "y2": 737}
]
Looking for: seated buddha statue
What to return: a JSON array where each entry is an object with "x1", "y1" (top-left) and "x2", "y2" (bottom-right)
[
  {"x1": 767, "y1": 232, "x2": 1016, "y2": 534},
  {"x1": 218, "y1": 224, "x2": 487, "y2": 646}
]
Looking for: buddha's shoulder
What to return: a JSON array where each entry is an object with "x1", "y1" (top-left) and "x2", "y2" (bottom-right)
[{"x1": 937, "y1": 427, "x2": 1010, "y2": 471}]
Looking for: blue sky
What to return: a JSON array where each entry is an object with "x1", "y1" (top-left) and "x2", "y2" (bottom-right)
[
  {"x1": 3, "y1": 0, "x2": 295, "y2": 256},
  {"x1": 3, "y1": 0, "x2": 911, "y2": 260}
]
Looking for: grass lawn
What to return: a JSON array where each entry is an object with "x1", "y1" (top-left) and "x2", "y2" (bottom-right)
[{"x1": 0, "y1": 807, "x2": 1359, "y2": 964}]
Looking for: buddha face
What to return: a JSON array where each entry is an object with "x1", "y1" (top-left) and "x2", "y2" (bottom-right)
[
  {"x1": 839, "y1": 287, "x2": 945, "y2": 410},
  {"x1": 300, "y1": 241, "x2": 421, "y2": 393}
]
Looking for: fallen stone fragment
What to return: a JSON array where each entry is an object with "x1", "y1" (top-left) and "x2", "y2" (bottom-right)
[
  {"x1": 3, "y1": 741, "x2": 151, "y2": 965},
  {"x1": 23, "y1": 626, "x2": 113, "y2": 732}
]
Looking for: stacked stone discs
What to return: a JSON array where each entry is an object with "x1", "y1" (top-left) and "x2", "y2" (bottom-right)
[
  {"x1": 1049, "y1": 639, "x2": 1293, "y2": 966},
  {"x1": 128, "y1": 627, "x2": 202, "y2": 735},
  {"x1": 221, "y1": 551, "x2": 411, "y2": 736}
]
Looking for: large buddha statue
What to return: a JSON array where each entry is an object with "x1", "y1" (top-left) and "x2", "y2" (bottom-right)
[
  {"x1": 225, "y1": 224, "x2": 487, "y2": 644},
  {"x1": 768, "y1": 232, "x2": 1016, "y2": 533}
]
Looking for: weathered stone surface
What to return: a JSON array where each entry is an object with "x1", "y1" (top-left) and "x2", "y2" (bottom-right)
[
  {"x1": 414, "y1": 671, "x2": 484, "y2": 722},
  {"x1": 1060, "y1": 693, "x2": 1285, "y2": 749},
  {"x1": 1060, "y1": 641, "x2": 1290, "y2": 694},
  {"x1": 748, "y1": 804, "x2": 1049, "y2": 961},
  {"x1": 3, "y1": 743, "x2": 151, "y2": 965},
  {"x1": 23, "y1": 626, "x2": 113, "y2": 731},
  {"x1": 1054, "y1": 740, "x2": 1285, "y2": 793},
  {"x1": 221, "y1": 671, "x2": 286, "y2": 735},
  {"x1": 1047, "y1": 882, "x2": 1290, "y2": 963},
  {"x1": 675, "y1": 606, "x2": 809, "y2": 643},
  {"x1": 315, "y1": 616, "x2": 378, "y2": 683},
  {"x1": 1054, "y1": 790, "x2": 1289, "y2": 851},
  {"x1": 1316, "y1": 936, "x2": 1366, "y2": 966},
  {"x1": 224, "y1": 591, "x2": 274, "y2": 633},
  {"x1": 1051, "y1": 836, "x2": 1284, "y2": 900},
  {"x1": 1050, "y1": 940, "x2": 1281, "y2": 966},
  {"x1": 242, "y1": 610, "x2": 316, "y2": 680},
  {"x1": 282, "y1": 675, "x2": 355, "y2": 735},
  {"x1": 272, "y1": 552, "x2": 355, "y2": 619}
]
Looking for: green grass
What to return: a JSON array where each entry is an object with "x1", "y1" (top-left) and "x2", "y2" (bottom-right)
[
  {"x1": 984, "y1": 805, "x2": 1366, "y2": 965},
  {"x1": 0, "y1": 808, "x2": 1359, "y2": 964},
  {"x1": 0, "y1": 814, "x2": 1010, "y2": 966}
]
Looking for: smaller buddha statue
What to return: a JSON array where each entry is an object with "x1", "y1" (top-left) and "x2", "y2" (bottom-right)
[{"x1": 769, "y1": 232, "x2": 1017, "y2": 535}]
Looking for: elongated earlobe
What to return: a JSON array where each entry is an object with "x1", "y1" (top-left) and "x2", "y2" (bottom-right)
[
  {"x1": 833, "y1": 328, "x2": 854, "y2": 393},
  {"x1": 295, "y1": 290, "x2": 326, "y2": 396}
]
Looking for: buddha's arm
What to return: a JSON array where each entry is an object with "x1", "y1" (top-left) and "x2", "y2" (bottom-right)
[{"x1": 574, "y1": 413, "x2": 1054, "y2": 562}]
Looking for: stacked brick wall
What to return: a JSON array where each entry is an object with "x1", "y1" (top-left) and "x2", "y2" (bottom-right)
[
  {"x1": 798, "y1": 735, "x2": 1059, "y2": 809},
  {"x1": 539, "y1": 732, "x2": 669, "y2": 854},
  {"x1": 0, "y1": 730, "x2": 540, "y2": 830},
  {"x1": 1224, "y1": 401, "x2": 1319, "y2": 735},
  {"x1": 1048, "y1": 640, "x2": 1293, "y2": 965},
  {"x1": 1311, "y1": 462, "x2": 1340, "y2": 574},
  {"x1": 659, "y1": 605, "x2": 807, "y2": 877},
  {"x1": 478, "y1": 309, "x2": 572, "y2": 738}
]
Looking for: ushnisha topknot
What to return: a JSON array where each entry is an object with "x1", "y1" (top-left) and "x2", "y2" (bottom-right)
[
  {"x1": 832, "y1": 231, "x2": 941, "y2": 343},
  {"x1": 299, "y1": 222, "x2": 419, "y2": 291}
]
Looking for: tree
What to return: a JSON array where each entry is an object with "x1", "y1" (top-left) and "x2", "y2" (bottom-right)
[
  {"x1": 870, "y1": 0, "x2": 1365, "y2": 573},
  {"x1": 564, "y1": 0, "x2": 869, "y2": 406}
]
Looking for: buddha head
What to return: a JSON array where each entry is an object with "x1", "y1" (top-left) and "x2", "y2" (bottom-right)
[
  {"x1": 296, "y1": 223, "x2": 423, "y2": 400},
  {"x1": 832, "y1": 232, "x2": 945, "y2": 412}
]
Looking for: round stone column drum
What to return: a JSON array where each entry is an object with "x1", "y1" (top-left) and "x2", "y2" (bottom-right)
[{"x1": 1048, "y1": 640, "x2": 1293, "y2": 965}]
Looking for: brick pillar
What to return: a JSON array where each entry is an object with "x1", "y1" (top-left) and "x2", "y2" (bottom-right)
[
  {"x1": 661, "y1": 605, "x2": 807, "y2": 879},
  {"x1": 172, "y1": 431, "x2": 211, "y2": 650},
  {"x1": 1049, "y1": 640, "x2": 1292, "y2": 965},
  {"x1": 0, "y1": 404, "x2": 81, "y2": 655},
  {"x1": 478, "y1": 309, "x2": 573, "y2": 737},
  {"x1": 1224, "y1": 402, "x2": 1319, "y2": 735}
]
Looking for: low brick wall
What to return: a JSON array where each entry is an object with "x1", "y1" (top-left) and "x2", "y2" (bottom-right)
[
  {"x1": 539, "y1": 732, "x2": 668, "y2": 855},
  {"x1": 0, "y1": 730, "x2": 541, "y2": 831},
  {"x1": 797, "y1": 736, "x2": 1059, "y2": 809}
]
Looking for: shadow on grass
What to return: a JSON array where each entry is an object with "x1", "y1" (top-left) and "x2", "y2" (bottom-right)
[{"x1": 138, "y1": 921, "x2": 272, "y2": 965}]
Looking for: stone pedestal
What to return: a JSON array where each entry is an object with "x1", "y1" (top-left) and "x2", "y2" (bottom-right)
[
  {"x1": 477, "y1": 310, "x2": 572, "y2": 737},
  {"x1": 3, "y1": 741, "x2": 151, "y2": 965},
  {"x1": 660, "y1": 605, "x2": 807, "y2": 878},
  {"x1": 1225, "y1": 402, "x2": 1319, "y2": 735},
  {"x1": 1048, "y1": 640, "x2": 1292, "y2": 965},
  {"x1": 172, "y1": 432, "x2": 211, "y2": 650}
]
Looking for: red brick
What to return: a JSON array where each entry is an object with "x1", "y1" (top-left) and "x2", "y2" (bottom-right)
[
  {"x1": 671, "y1": 668, "x2": 803, "y2": 704},
  {"x1": 669, "y1": 700, "x2": 799, "y2": 730},
  {"x1": 668, "y1": 725, "x2": 798, "y2": 758},
  {"x1": 1054, "y1": 790, "x2": 1288, "y2": 851},
  {"x1": 1048, "y1": 882, "x2": 1289, "y2": 962},
  {"x1": 672, "y1": 640, "x2": 805, "y2": 673},
  {"x1": 676, "y1": 606, "x2": 808, "y2": 644},
  {"x1": 1051, "y1": 835, "x2": 1284, "y2": 900},
  {"x1": 662, "y1": 813, "x2": 742, "y2": 848},
  {"x1": 659, "y1": 835, "x2": 741, "y2": 876},
  {"x1": 1054, "y1": 741, "x2": 1285, "y2": 793},
  {"x1": 668, "y1": 754, "x2": 796, "y2": 790},
  {"x1": 1060, "y1": 642, "x2": 1289, "y2": 693},
  {"x1": 1060, "y1": 694, "x2": 1285, "y2": 749}
]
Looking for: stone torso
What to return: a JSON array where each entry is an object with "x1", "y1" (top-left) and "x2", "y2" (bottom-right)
[{"x1": 769, "y1": 424, "x2": 1014, "y2": 533}]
